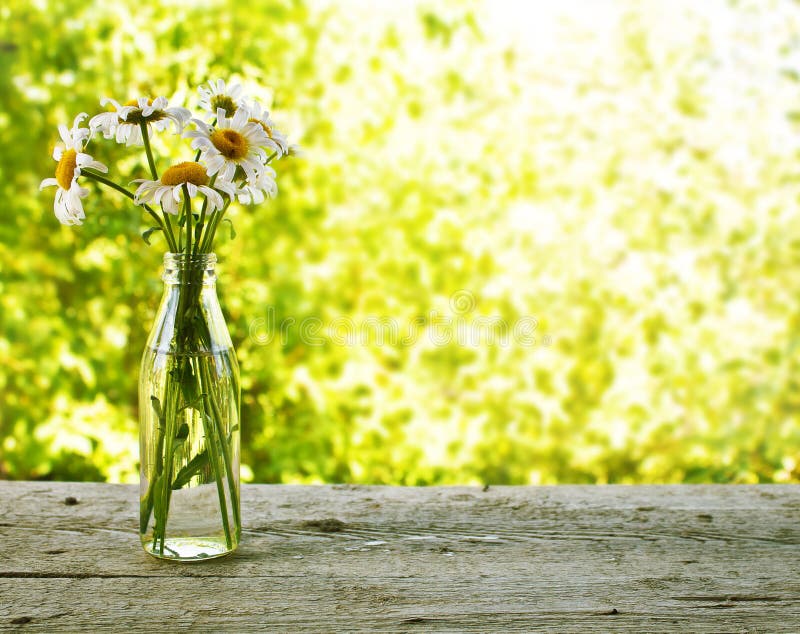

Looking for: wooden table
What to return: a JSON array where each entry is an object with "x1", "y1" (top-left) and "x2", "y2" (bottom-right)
[{"x1": 1, "y1": 482, "x2": 798, "y2": 632}]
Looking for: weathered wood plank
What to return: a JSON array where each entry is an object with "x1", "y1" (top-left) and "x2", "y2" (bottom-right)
[{"x1": 0, "y1": 482, "x2": 799, "y2": 632}]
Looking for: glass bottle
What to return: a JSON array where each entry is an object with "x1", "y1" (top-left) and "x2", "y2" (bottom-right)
[{"x1": 139, "y1": 252, "x2": 240, "y2": 560}]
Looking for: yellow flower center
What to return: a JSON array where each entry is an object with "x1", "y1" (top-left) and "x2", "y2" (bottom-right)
[
  {"x1": 210, "y1": 128, "x2": 248, "y2": 160},
  {"x1": 248, "y1": 117, "x2": 272, "y2": 137},
  {"x1": 210, "y1": 95, "x2": 237, "y2": 117},
  {"x1": 161, "y1": 162, "x2": 210, "y2": 187},
  {"x1": 124, "y1": 98, "x2": 153, "y2": 107},
  {"x1": 55, "y1": 149, "x2": 78, "y2": 190}
]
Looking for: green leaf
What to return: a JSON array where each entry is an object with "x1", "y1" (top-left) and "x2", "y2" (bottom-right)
[
  {"x1": 222, "y1": 218, "x2": 236, "y2": 239},
  {"x1": 151, "y1": 474, "x2": 166, "y2": 523},
  {"x1": 178, "y1": 393, "x2": 207, "y2": 413},
  {"x1": 179, "y1": 364, "x2": 199, "y2": 404},
  {"x1": 174, "y1": 423, "x2": 189, "y2": 443},
  {"x1": 140, "y1": 486, "x2": 153, "y2": 534},
  {"x1": 171, "y1": 451, "x2": 209, "y2": 490},
  {"x1": 150, "y1": 395, "x2": 163, "y2": 420},
  {"x1": 142, "y1": 226, "x2": 162, "y2": 245}
]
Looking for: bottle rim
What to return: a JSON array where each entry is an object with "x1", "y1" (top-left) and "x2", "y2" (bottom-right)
[{"x1": 163, "y1": 252, "x2": 217, "y2": 269}]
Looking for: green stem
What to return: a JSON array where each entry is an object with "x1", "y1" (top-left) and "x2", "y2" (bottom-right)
[
  {"x1": 183, "y1": 185, "x2": 192, "y2": 256},
  {"x1": 140, "y1": 121, "x2": 159, "y2": 181},
  {"x1": 81, "y1": 169, "x2": 178, "y2": 252},
  {"x1": 198, "y1": 364, "x2": 233, "y2": 549},
  {"x1": 140, "y1": 398, "x2": 167, "y2": 536},
  {"x1": 155, "y1": 361, "x2": 181, "y2": 554},
  {"x1": 81, "y1": 168, "x2": 135, "y2": 200},
  {"x1": 194, "y1": 203, "x2": 207, "y2": 256},
  {"x1": 200, "y1": 199, "x2": 231, "y2": 253},
  {"x1": 200, "y1": 358, "x2": 241, "y2": 532},
  {"x1": 138, "y1": 120, "x2": 181, "y2": 250},
  {"x1": 140, "y1": 483, "x2": 154, "y2": 535},
  {"x1": 164, "y1": 213, "x2": 177, "y2": 252},
  {"x1": 194, "y1": 175, "x2": 216, "y2": 256},
  {"x1": 150, "y1": 263, "x2": 198, "y2": 554}
]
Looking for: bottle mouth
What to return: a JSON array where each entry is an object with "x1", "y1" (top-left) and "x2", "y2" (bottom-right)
[{"x1": 163, "y1": 252, "x2": 217, "y2": 269}]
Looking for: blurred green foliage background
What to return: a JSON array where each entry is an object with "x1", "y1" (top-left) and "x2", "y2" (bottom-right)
[{"x1": 2, "y1": 0, "x2": 800, "y2": 484}]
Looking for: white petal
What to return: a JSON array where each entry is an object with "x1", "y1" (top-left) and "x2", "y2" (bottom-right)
[
  {"x1": 241, "y1": 161, "x2": 257, "y2": 184},
  {"x1": 125, "y1": 125, "x2": 143, "y2": 146},
  {"x1": 214, "y1": 179, "x2": 236, "y2": 197},
  {"x1": 58, "y1": 124, "x2": 71, "y2": 147},
  {"x1": 115, "y1": 124, "x2": 129, "y2": 144},
  {"x1": 117, "y1": 106, "x2": 136, "y2": 121},
  {"x1": 134, "y1": 180, "x2": 157, "y2": 202},
  {"x1": 154, "y1": 187, "x2": 172, "y2": 207},
  {"x1": 206, "y1": 154, "x2": 225, "y2": 175},
  {"x1": 90, "y1": 112, "x2": 112, "y2": 132},
  {"x1": 219, "y1": 162, "x2": 235, "y2": 181},
  {"x1": 168, "y1": 106, "x2": 191, "y2": 121},
  {"x1": 162, "y1": 194, "x2": 179, "y2": 215},
  {"x1": 232, "y1": 107, "x2": 248, "y2": 128},
  {"x1": 72, "y1": 112, "x2": 89, "y2": 130},
  {"x1": 188, "y1": 118, "x2": 213, "y2": 135},
  {"x1": 100, "y1": 97, "x2": 122, "y2": 109},
  {"x1": 87, "y1": 160, "x2": 108, "y2": 173},
  {"x1": 203, "y1": 187, "x2": 223, "y2": 210}
]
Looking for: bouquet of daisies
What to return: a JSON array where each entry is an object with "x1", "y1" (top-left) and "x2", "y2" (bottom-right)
[
  {"x1": 41, "y1": 79, "x2": 296, "y2": 249},
  {"x1": 40, "y1": 80, "x2": 297, "y2": 559}
]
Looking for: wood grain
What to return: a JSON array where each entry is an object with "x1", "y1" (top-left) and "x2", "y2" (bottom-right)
[{"x1": 1, "y1": 482, "x2": 799, "y2": 632}]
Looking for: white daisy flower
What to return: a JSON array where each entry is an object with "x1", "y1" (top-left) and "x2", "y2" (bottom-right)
[
  {"x1": 133, "y1": 161, "x2": 233, "y2": 215},
  {"x1": 89, "y1": 96, "x2": 191, "y2": 146},
  {"x1": 232, "y1": 166, "x2": 278, "y2": 205},
  {"x1": 40, "y1": 113, "x2": 108, "y2": 226},
  {"x1": 244, "y1": 100, "x2": 288, "y2": 156},
  {"x1": 185, "y1": 107, "x2": 271, "y2": 184},
  {"x1": 198, "y1": 79, "x2": 246, "y2": 118}
]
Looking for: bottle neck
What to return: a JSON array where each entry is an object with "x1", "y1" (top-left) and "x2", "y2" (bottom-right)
[
  {"x1": 162, "y1": 252, "x2": 217, "y2": 287},
  {"x1": 147, "y1": 252, "x2": 232, "y2": 354}
]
